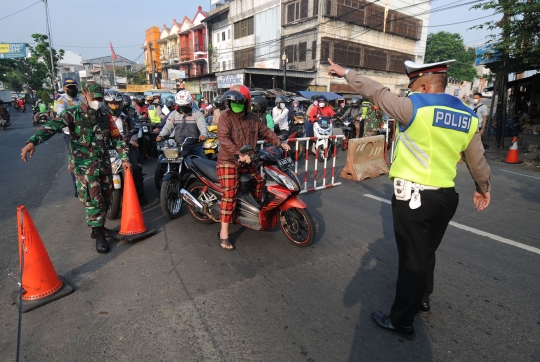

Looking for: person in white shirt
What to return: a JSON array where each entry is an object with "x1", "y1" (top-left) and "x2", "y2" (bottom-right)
[
  {"x1": 472, "y1": 93, "x2": 489, "y2": 136},
  {"x1": 272, "y1": 95, "x2": 290, "y2": 138}
]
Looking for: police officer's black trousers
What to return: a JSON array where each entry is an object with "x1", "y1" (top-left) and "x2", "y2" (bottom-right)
[{"x1": 390, "y1": 188, "x2": 459, "y2": 327}]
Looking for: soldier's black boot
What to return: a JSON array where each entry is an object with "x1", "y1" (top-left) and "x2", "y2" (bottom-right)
[
  {"x1": 92, "y1": 227, "x2": 110, "y2": 254},
  {"x1": 91, "y1": 226, "x2": 114, "y2": 238}
]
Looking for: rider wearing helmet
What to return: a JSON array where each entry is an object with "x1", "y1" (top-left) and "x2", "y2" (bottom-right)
[
  {"x1": 135, "y1": 95, "x2": 148, "y2": 119},
  {"x1": 305, "y1": 94, "x2": 321, "y2": 138},
  {"x1": 216, "y1": 84, "x2": 289, "y2": 251},
  {"x1": 210, "y1": 95, "x2": 225, "y2": 126},
  {"x1": 0, "y1": 99, "x2": 11, "y2": 127},
  {"x1": 148, "y1": 94, "x2": 165, "y2": 125},
  {"x1": 309, "y1": 94, "x2": 336, "y2": 124},
  {"x1": 104, "y1": 89, "x2": 148, "y2": 205},
  {"x1": 156, "y1": 90, "x2": 207, "y2": 158},
  {"x1": 343, "y1": 97, "x2": 363, "y2": 138},
  {"x1": 272, "y1": 95, "x2": 290, "y2": 137},
  {"x1": 251, "y1": 95, "x2": 273, "y2": 129},
  {"x1": 153, "y1": 96, "x2": 176, "y2": 133}
]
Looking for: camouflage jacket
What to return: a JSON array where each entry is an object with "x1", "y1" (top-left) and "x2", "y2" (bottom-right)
[
  {"x1": 28, "y1": 104, "x2": 129, "y2": 174},
  {"x1": 364, "y1": 105, "x2": 384, "y2": 134}
]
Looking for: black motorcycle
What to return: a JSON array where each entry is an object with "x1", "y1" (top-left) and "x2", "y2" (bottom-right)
[
  {"x1": 33, "y1": 113, "x2": 49, "y2": 126},
  {"x1": 340, "y1": 117, "x2": 355, "y2": 151}
]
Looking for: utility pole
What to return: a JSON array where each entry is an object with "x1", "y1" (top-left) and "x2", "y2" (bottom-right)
[
  {"x1": 148, "y1": 42, "x2": 157, "y2": 88},
  {"x1": 43, "y1": 0, "x2": 57, "y2": 91},
  {"x1": 282, "y1": 52, "x2": 287, "y2": 91}
]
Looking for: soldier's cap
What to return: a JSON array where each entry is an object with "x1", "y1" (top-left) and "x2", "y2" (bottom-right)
[
  {"x1": 84, "y1": 83, "x2": 104, "y2": 98},
  {"x1": 405, "y1": 59, "x2": 456, "y2": 87},
  {"x1": 63, "y1": 78, "x2": 78, "y2": 86}
]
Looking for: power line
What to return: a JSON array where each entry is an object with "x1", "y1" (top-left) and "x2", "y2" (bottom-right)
[
  {"x1": 0, "y1": 1, "x2": 41, "y2": 21},
  {"x1": 54, "y1": 44, "x2": 143, "y2": 49},
  {"x1": 428, "y1": 14, "x2": 494, "y2": 28}
]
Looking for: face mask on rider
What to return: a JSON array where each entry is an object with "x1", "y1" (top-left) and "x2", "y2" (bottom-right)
[
  {"x1": 279, "y1": 103, "x2": 285, "y2": 109},
  {"x1": 319, "y1": 102, "x2": 326, "y2": 108},
  {"x1": 66, "y1": 87, "x2": 78, "y2": 98},
  {"x1": 88, "y1": 99, "x2": 102, "y2": 110}
]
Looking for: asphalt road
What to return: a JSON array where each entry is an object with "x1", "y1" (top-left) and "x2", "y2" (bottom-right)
[{"x1": 0, "y1": 109, "x2": 539, "y2": 362}]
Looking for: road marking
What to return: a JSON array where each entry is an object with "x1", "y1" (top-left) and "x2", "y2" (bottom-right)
[
  {"x1": 498, "y1": 169, "x2": 540, "y2": 180},
  {"x1": 363, "y1": 194, "x2": 540, "y2": 256}
]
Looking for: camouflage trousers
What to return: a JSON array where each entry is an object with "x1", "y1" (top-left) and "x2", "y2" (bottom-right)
[{"x1": 74, "y1": 162, "x2": 113, "y2": 227}]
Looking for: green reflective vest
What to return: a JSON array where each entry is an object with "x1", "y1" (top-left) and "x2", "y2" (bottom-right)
[
  {"x1": 389, "y1": 93, "x2": 478, "y2": 188},
  {"x1": 361, "y1": 101, "x2": 370, "y2": 118},
  {"x1": 148, "y1": 104, "x2": 161, "y2": 124}
]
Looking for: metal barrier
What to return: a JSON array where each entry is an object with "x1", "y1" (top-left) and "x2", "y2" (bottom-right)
[{"x1": 257, "y1": 135, "x2": 344, "y2": 194}]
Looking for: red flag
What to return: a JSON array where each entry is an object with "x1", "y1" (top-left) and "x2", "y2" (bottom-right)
[{"x1": 110, "y1": 41, "x2": 117, "y2": 61}]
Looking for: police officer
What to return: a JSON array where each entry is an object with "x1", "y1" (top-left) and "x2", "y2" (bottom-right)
[
  {"x1": 56, "y1": 78, "x2": 84, "y2": 197},
  {"x1": 156, "y1": 90, "x2": 207, "y2": 158},
  {"x1": 327, "y1": 58, "x2": 491, "y2": 339},
  {"x1": 21, "y1": 83, "x2": 132, "y2": 254}
]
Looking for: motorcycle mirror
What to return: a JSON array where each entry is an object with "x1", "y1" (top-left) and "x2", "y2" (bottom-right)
[{"x1": 239, "y1": 144, "x2": 253, "y2": 154}]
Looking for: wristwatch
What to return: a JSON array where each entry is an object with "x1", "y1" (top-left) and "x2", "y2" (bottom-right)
[{"x1": 344, "y1": 68, "x2": 351, "y2": 76}]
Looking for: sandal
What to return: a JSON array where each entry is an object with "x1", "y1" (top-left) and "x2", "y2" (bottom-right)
[{"x1": 218, "y1": 232, "x2": 234, "y2": 251}]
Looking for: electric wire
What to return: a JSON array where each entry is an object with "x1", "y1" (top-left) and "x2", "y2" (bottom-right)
[{"x1": 0, "y1": 1, "x2": 41, "y2": 21}]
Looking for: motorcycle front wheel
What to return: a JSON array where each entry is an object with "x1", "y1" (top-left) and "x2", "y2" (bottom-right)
[
  {"x1": 107, "y1": 189, "x2": 122, "y2": 220},
  {"x1": 341, "y1": 133, "x2": 349, "y2": 151},
  {"x1": 317, "y1": 145, "x2": 325, "y2": 162},
  {"x1": 160, "y1": 178, "x2": 183, "y2": 219},
  {"x1": 279, "y1": 207, "x2": 315, "y2": 247},
  {"x1": 186, "y1": 181, "x2": 214, "y2": 224}
]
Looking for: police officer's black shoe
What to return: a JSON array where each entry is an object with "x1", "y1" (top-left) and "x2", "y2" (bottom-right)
[
  {"x1": 418, "y1": 302, "x2": 431, "y2": 317},
  {"x1": 91, "y1": 226, "x2": 114, "y2": 239},
  {"x1": 92, "y1": 227, "x2": 110, "y2": 254},
  {"x1": 139, "y1": 196, "x2": 149, "y2": 206},
  {"x1": 371, "y1": 312, "x2": 415, "y2": 340}
]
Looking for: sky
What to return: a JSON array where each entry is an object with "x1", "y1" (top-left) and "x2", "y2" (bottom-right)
[{"x1": 0, "y1": 0, "x2": 500, "y2": 63}]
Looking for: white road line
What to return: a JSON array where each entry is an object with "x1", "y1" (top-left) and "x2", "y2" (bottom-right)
[
  {"x1": 498, "y1": 169, "x2": 540, "y2": 180},
  {"x1": 363, "y1": 194, "x2": 540, "y2": 256}
]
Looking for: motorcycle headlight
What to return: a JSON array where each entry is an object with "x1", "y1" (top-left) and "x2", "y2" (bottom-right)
[
  {"x1": 163, "y1": 148, "x2": 179, "y2": 159},
  {"x1": 266, "y1": 168, "x2": 299, "y2": 191}
]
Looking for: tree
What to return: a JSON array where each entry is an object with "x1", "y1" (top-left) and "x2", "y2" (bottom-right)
[
  {"x1": 27, "y1": 34, "x2": 64, "y2": 90},
  {"x1": 115, "y1": 67, "x2": 148, "y2": 85},
  {"x1": 471, "y1": 0, "x2": 540, "y2": 73},
  {"x1": 425, "y1": 32, "x2": 478, "y2": 82}
]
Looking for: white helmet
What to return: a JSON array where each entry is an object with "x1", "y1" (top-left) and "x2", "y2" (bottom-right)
[{"x1": 175, "y1": 90, "x2": 193, "y2": 106}]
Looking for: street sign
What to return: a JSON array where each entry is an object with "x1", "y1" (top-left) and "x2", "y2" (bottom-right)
[
  {"x1": 217, "y1": 74, "x2": 244, "y2": 88},
  {"x1": 0, "y1": 43, "x2": 27, "y2": 59},
  {"x1": 475, "y1": 43, "x2": 500, "y2": 66}
]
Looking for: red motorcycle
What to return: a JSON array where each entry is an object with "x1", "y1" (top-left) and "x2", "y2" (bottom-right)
[{"x1": 180, "y1": 144, "x2": 316, "y2": 247}]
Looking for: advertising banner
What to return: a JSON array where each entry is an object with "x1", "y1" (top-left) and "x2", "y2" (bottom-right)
[
  {"x1": 475, "y1": 43, "x2": 500, "y2": 66},
  {"x1": 126, "y1": 84, "x2": 153, "y2": 93},
  {"x1": 184, "y1": 80, "x2": 201, "y2": 94},
  {"x1": 0, "y1": 43, "x2": 26, "y2": 59},
  {"x1": 217, "y1": 74, "x2": 244, "y2": 88},
  {"x1": 160, "y1": 79, "x2": 177, "y2": 90},
  {"x1": 168, "y1": 69, "x2": 186, "y2": 79}
]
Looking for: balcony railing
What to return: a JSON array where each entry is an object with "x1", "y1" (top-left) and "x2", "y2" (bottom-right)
[{"x1": 194, "y1": 45, "x2": 207, "y2": 53}]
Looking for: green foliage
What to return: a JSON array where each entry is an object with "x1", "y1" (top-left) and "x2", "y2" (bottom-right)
[
  {"x1": 471, "y1": 0, "x2": 540, "y2": 73},
  {"x1": 28, "y1": 34, "x2": 64, "y2": 89},
  {"x1": 425, "y1": 32, "x2": 478, "y2": 82},
  {"x1": 36, "y1": 89, "x2": 52, "y2": 106},
  {"x1": 114, "y1": 67, "x2": 148, "y2": 85}
]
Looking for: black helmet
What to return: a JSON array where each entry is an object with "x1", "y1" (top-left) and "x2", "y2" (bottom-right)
[
  {"x1": 351, "y1": 97, "x2": 360, "y2": 107},
  {"x1": 135, "y1": 95, "x2": 145, "y2": 104},
  {"x1": 251, "y1": 95, "x2": 268, "y2": 114},
  {"x1": 311, "y1": 94, "x2": 321, "y2": 102},
  {"x1": 222, "y1": 90, "x2": 247, "y2": 114},
  {"x1": 103, "y1": 89, "x2": 124, "y2": 116},
  {"x1": 122, "y1": 94, "x2": 132, "y2": 109},
  {"x1": 275, "y1": 95, "x2": 289, "y2": 105},
  {"x1": 317, "y1": 95, "x2": 328, "y2": 103},
  {"x1": 164, "y1": 96, "x2": 175, "y2": 108},
  {"x1": 213, "y1": 95, "x2": 225, "y2": 110}
]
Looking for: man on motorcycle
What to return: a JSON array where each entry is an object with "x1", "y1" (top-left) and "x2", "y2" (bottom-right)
[
  {"x1": 342, "y1": 97, "x2": 363, "y2": 138},
  {"x1": 0, "y1": 99, "x2": 11, "y2": 127},
  {"x1": 21, "y1": 83, "x2": 132, "y2": 254},
  {"x1": 216, "y1": 84, "x2": 289, "y2": 251},
  {"x1": 272, "y1": 95, "x2": 290, "y2": 138},
  {"x1": 252, "y1": 95, "x2": 274, "y2": 130},
  {"x1": 17, "y1": 98, "x2": 26, "y2": 111},
  {"x1": 104, "y1": 89, "x2": 148, "y2": 206},
  {"x1": 156, "y1": 90, "x2": 207, "y2": 158},
  {"x1": 305, "y1": 94, "x2": 320, "y2": 138},
  {"x1": 211, "y1": 95, "x2": 225, "y2": 126},
  {"x1": 135, "y1": 96, "x2": 148, "y2": 119},
  {"x1": 153, "y1": 96, "x2": 175, "y2": 134},
  {"x1": 33, "y1": 98, "x2": 49, "y2": 124}
]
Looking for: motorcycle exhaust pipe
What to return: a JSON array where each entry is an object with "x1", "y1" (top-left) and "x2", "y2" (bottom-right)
[{"x1": 180, "y1": 189, "x2": 203, "y2": 213}]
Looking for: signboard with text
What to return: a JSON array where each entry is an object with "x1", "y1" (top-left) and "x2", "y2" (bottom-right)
[
  {"x1": 217, "y1": 74, "x2": 244, "y2": 88},
  {"x1": 184, "y1": 80, "x2": 201, "y2": 94},
  {"x1": 475, "y1": 43, "x2": 500, "y2": 66},
  {"x1": 168, "y1": 69, "x2": 186, "y2": 79},
  {"x1": 0, "y1": 43, "x2": 27, "y2": 59}
]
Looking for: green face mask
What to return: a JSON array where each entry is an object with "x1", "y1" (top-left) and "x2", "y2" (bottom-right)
[{"x1": 230, "y1": 101, "x2": 245, "y2": 114}]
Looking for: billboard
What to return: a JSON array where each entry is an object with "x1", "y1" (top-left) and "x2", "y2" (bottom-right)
[
  {"x1": 168, "y1": 69, "x2": 186, "y2": 79},
  {"x1": 475, "y1": 43, "x2": 500, "y2": 66},
  {"x1": 217, "y1": 74, "x2": 244, "y2": 88},
  {"x1": 0, "y1": 43, "x2": 27, "y2": 59}
]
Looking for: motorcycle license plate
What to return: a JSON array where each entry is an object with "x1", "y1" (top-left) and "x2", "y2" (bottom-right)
[{"x1": 278, "y1": 157, "x2": 293, "y2": 170}]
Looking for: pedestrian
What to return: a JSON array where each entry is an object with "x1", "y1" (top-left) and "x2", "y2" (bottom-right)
[
  {"x1": 472, "y1": 93, "x2": 489, "y2": 136},
  {"x1": 327, "y1": 58, "x2": 491, "y2": 339},
  {"x1": 156, "y1": 90, "x2": 207, "y2": 158},
  {"x1": 21, "y1": 83, "x2": 132, "y2": 254},
  {"x1": 216, "y1": 85, "x2": 288, "y2": 250},
  {"x1": 56, "y1": 78, "x2": 84, "y2": 197}
]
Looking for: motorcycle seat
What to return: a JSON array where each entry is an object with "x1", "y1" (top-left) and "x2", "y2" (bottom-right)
[{"x1": 192, "y1": 157, "x2": 253, "y2": 184}]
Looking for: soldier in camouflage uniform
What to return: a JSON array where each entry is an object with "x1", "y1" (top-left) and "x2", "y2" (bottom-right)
[
  {"x1": 21, "y1": 83, "x2": 132, "y2": 254},
  {"x1": 364, "y1": 103, "x2": 384, "y2": 137}
]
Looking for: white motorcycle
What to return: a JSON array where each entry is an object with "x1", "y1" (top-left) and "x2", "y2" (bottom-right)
[{"x1": 312, "y1": 115, "x2": 336, "y2": 162}]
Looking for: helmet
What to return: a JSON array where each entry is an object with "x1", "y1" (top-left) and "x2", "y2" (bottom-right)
[
  {"x1": 251, "y1": 95, "x2": 268, "y2": 114},
  {"x1": 213, "y1": 95, "x2": 225, "y2": 110},
  {"x1": 351, "y1": 97, "x2": 360, "y2": 107},
  {"x1": 164, "y1": 96, "x2": 175, "y2": 108},
  {"x1": 275, "y1": 94, "x2": 291, "y2": 105},
  {"x1": 222, "y1": 90, "x2": 247, "y2": 114},
  {"x1": 174, "y1": 90, "x2": 193, "y2": 106},
  {"x1": 122, "y1": 94, "x2": 132, "y2": 109},
  {"x1": 103, "y1": 89, "x2": 124, "y2": 116},
  {"x1": 229, "y1": 84, "x2": 251, "y2": 109},
  {"x1": 145, "y1": 95, "x2": 153, "y2": 102},
  {"x1": 292, "y1": 100, "x2": 299, "y2": 106},
  {"x1": 311, "y1": 94, "x2": 321, "y2": 102},
  {"x1": 317, "y1": 95, "x2": 328, "y2": 103},
  {"x1": 135, "y1": 95, "x2": 145, "y2": 104}
]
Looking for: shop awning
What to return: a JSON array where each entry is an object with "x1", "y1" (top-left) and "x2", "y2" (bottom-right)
[{"x1": 298, "y1": 91, "x2": 343, "y2": 101}]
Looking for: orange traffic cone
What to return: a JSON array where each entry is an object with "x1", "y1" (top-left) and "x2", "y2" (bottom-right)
[
  {"x1": 115, "y1": 169, "x2": 156, "y2": 242},
  {"x1": 505, "y1": 136, "x2": 522, "y2": 164},
  {"x1": 12, "y1": 206, "x2": 74, "y2": 312}
]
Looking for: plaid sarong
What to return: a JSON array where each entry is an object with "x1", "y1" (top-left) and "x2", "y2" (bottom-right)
[{"x1": 217, "y1": 163, "x2": 263, "y2": 223}]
